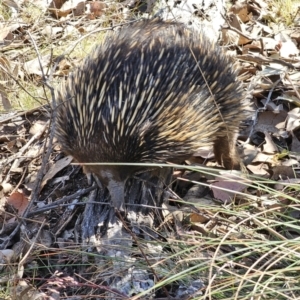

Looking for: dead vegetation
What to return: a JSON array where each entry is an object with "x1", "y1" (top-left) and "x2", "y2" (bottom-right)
[{"x1": 1, "y1": 0, "x2": 300, "y2": 299}]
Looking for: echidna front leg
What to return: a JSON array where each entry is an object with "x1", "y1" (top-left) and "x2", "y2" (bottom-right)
[
  {"x1": 213, "y1": 132, "x2": 240, "y2": 170},
  {"x1": 107, "y1": 180, "x2": 126, "y2": 211}
]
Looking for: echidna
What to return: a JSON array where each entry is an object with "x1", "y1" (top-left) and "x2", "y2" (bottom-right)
[{"x1": 55, "y1": 19, "x2": 249, "y2": 211}]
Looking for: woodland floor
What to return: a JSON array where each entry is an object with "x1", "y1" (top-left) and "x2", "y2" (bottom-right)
[{"x1": 1, "y1": 0, "x2": 300, "y2": 299}]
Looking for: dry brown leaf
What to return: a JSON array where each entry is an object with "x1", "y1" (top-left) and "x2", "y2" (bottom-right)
[
  {"x1": 41, "y1": 155, "x2": 73, "y2": 188},
  {"x1": 251, "y1": 151, "x2": 274, "y2": 164},
  {"x1": 48, "y1": 0, "x2": 68, "y2": 18},
  {"x1": 270, "y1": 165, "x2": 296, "y2": 180},
  {"x1": 254, "y1": 111, "x2": 287, "y2": 134},
  {"x1": 211, "y1": 173, "x2": 248, "y2": 203},
  {"x1": 6, "y1": 138, "x2": 24, "y2": 153},
  {"x1": 23, "y1": 55, "x2": 51, "y2": 76},
  {"x1": 263, "y1": 131, "x2": 278, "y2": 154},
  {"x1": 73, "y1": 0, "x2": 85, "y2": 16},
  {"x1": 223, "y1": 13, "x2": 252, "y2": 45},
  {"x1": 190, "y1": 212, "x2": 210, "y2": 224},
  {"x1": 286, "y1": 108, "x2": 300, "y2": 132},
  {"x1": 7, "y1": 192, "x2": 29, "y2": 216},
  {"x1": 247, "y1": 163, "x2": 269, "y2": 175},
  {"x1": 230, "y1": 1, "x2": 250, "y2": 23},
  {"x1": 87, "y1": 1, "x2": 107, "y2": 19}
]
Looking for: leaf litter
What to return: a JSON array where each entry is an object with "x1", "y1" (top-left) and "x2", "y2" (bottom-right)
[{"x1": 0, "y1": 0, "x2": 300, "y2": 298}]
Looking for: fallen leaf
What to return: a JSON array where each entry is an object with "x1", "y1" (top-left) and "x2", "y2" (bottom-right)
[
  {"x1": 286, "y1": 108, "x2": 300, "y2": 131},
  {"x1": 247, "y1": 163, "x2": 269, "y2": 175},
  {"x1": 41, "y1": 155, "x2": 73, "y2": 188},
  {"x1": 270, "y1": 165, "x2": 296, "y2": 180},
  {"x1": 211, "y1": 172, "x2": 249, "y2": 203},
  {"x1": 263, "y1": 131, "x2": 278, "y2": 154},
  {"x1": 190, "y1": 212, "x2": 210, "y2": 223},
  {"x1": 23, "y1": 55, "x2": 51, "y2": 76},
  {"x1": 255, "y1": 110, "x2": 287, "y2": 134},
  {"x1": 7, "y1": 192, "x2": 29, "y2": 215}
]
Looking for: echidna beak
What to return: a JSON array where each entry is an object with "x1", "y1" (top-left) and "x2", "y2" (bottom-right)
[{"x1": 107, "y1": 179, "x2": 125, "y2": 211}]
